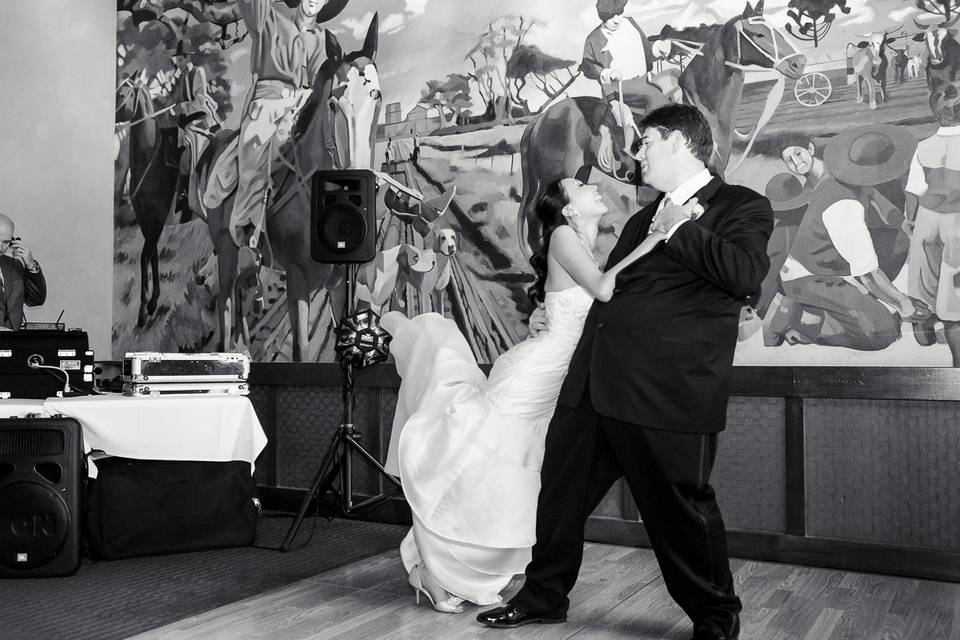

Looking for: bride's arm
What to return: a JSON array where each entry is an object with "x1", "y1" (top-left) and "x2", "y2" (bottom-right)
[{"x1": 550, "y1": 226, "x2": 667, "y2": 302}]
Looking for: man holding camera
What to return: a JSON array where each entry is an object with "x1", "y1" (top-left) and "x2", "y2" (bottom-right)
[{"x1": 0, "y1": 213, "x2": 46, "y2": 330}]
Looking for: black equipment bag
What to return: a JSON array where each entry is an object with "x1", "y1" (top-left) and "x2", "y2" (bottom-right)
[{"x1": 85, "y1": 457, "x2": 258, "y2": 560}]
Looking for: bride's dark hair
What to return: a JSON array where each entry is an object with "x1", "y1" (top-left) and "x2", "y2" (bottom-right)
[{"x1": 526, "y1": 179, "x2": 570, "y2": 305}]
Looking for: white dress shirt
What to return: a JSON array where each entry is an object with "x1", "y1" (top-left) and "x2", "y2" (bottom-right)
[
  {"x1": 601, "y1": 20, "x2": 648, "y2": 81},
  {"x1": 780, "y1": 197, "x2": 878, "y2": 281}
]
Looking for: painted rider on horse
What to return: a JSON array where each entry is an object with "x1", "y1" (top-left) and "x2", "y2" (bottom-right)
[
  {"x1": 580, "y1": 0, "x2": 670, "y2": 180},
  {"x1": 228, "y1": 0, "x2": 347, "y2": 251},
  {"x1": 170, "y1": 41, "x2": 221, "y2": 218},
  {"x1": 201, "y1": 0, "x2": 348, "y2": 307}
]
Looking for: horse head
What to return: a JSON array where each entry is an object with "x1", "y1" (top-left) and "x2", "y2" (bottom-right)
[
  {"x1": 122, "y1": 77, "x2": 161, "y2": 156},
  {"x1": 726, "y1": 0, "x2": 806, "y2": 79},
  {"x1": 298, "y1": 13, "x2": 382, "y2": 171}
]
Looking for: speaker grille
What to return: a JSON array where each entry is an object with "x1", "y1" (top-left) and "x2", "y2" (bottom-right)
[
  {"x1": 317, "y1": 204, "x2": 368, "y2": 253},
  {"x1": 0, "y1": 430, "x2": 64, "y2": 456}
]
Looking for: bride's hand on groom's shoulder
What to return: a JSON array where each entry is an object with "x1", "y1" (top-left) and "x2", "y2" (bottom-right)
[
  {"x1": 652, "y1": 197, "x2": 705, "y2": 233},
  {"x1": 528, "y1": 303, "x2": 548, "y2": 337}
]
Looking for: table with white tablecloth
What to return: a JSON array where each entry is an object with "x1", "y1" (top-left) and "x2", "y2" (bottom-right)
[
  {"x1": 0, "y1": 399, "x2": 48, "y2": 418},
  {"x1": 3, "y1": 394, "x2": 268, "y2": 558},
  {"x1": 42, "y1": 394, "x2": 267, "y2": 478}
]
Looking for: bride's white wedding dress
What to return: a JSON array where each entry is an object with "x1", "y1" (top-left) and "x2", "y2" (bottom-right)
[{"x1": 381, "y1": 285, "x2": 594, "y2": 605}]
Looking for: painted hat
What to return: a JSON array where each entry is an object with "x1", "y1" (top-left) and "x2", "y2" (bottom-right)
[
  {"x1": 914, "y1": 11, "x2": 960, "y2": 29},
  {"x1": 823, "y1": 124, "x2": 917, "y2": 187},
  {"x1": 764, "y1": 172, "x2": 811, "y2": 211},
  {"x1": 283, "y1": 0, "x2": 349, "y2": 23},
  {"x1": 597, "y1": 0, "x2": 628, "y2": 20}
]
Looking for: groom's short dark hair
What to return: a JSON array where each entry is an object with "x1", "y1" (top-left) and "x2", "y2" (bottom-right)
[{"x1": 639, "y1": 104, "x2": 714, "y2": 166}]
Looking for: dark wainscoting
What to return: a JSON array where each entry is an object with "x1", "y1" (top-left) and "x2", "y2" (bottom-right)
[{"x1": 249, "y1": 364, "x2": 960, "y2": 583}]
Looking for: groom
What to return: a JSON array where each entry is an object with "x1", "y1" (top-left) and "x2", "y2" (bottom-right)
[{"x1": 477, "y1": 104, "x2": 773, "y2": 640}]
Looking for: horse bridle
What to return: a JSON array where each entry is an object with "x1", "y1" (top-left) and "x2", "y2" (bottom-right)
[
  {"x1": 727, "y1": 16, "x2": 804, "y2": 72},
  {"x1": 667, "y1": 16, "x2": 801, "y2": 73}
]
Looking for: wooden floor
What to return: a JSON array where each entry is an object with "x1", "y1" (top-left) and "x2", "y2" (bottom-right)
[{"x1": 130, "y1": 543, "x2": 960, "y2": 640}]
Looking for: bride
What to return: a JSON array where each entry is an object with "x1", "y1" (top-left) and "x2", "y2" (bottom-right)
[{"x1": 381, "y1": 177, "x2": 702, "y2": 613}]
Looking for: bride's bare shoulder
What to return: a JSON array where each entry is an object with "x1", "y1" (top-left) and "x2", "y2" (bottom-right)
[{"x1": 550, "y1": 225, "x2": 577, "y2": 241}]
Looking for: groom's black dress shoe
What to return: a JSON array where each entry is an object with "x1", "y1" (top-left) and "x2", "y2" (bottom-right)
[
  {"x1": 690, "y1": 617, "x2": 740, "y2": 639},
  {"x1": 476, "y1": 605, "x2": 566, "y2": 628}
]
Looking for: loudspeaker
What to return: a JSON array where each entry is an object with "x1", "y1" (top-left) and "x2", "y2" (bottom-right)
[
  {"x1": 0, "y1": 418, "x2": 83, "y2": 577},
  {"x1": 311, "y1": 169, "x2": 377, "y2": 263}
]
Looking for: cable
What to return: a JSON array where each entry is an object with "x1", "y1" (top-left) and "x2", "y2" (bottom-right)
[
  {"x1": 29, "y1": 362, "x2": 71, "y2": 394},
  {"x1": 27, "y1": 355, "x2": 107, "y2": 396}
]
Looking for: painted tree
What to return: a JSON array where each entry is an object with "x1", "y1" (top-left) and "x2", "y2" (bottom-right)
[
  {"x1": 419, "y1": 74, "x2": 472, "y2": 128},
  {"x1": 465, "y1": 15, "x2": 537, "y2": 121},
  {"x1": 505, "y1": 44, "x2": 577, "y2": 114},
  {"x1": 784, "y1": 0, "x2": 851, "y2": 47},
  {"x1": 117, "y1": 0, "x2": 243, "y2": 118},
  {"x1": 117, "y1": 0, "x2": 242, "y2": 28},
  {"x1": 914, "y1": 1, "x2": 960, "y2": 22}
]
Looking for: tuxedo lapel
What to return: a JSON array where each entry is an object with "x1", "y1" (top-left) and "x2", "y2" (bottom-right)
[
  {"x1": 692, "y1": 177, "x2": 722, "y2": 213},
  {"x1": 608, "y1": 178, "x2": 723, "y2": 266},
  {"x1": 636, "y1": 193, "x2": 664, "y2": 238},
  {"x1": 609, "y1": 194, "x2": 663, "y2": 264},
  {"x1": 635, "y1": 178, "x2": 721, "y2": 239}
]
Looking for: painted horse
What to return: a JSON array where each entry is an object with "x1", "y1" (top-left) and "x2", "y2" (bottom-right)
[
  {"x1": 678, "y1": 0, "x2": 805, "y2": 172},
  {"x1": 517, "y1": 0, "x2": 805, "y2": 255},
  {"x1": 118, "y1": 77, "x2": 187, "y2": 327},
  {"x1": 197, "y1": 14, "x2": 381, "y2": 361}
]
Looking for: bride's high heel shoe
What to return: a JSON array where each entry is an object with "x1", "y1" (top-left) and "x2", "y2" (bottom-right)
[{"x1": 408, "y1": 564, "x2": 465, "y2": 614}]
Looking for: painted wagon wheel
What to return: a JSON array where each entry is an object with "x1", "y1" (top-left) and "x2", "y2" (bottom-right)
[{"x1": 794, "y1": 71, "x2": 832, "y2": 107}]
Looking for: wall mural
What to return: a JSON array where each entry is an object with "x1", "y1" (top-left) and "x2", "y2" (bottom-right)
[{"x1": 114, "y1": 0, "x2": 960, "y2": 367}]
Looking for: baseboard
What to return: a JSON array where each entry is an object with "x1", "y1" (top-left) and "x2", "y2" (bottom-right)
[{"x1": 584, "y1": 516, "x2": 960, "y2": 583}]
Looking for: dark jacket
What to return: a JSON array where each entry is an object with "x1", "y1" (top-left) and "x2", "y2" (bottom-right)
[
  {"x1": 558, "y1": 178, "x2": 773, "y2": 433},
  {"x1": 0, "y1": 255, "x2": 47, "y2": 330}
]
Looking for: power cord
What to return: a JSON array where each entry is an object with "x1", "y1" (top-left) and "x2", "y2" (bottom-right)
[{"x1": 27, "y1": 354, "x2": 72, "y2": 395}]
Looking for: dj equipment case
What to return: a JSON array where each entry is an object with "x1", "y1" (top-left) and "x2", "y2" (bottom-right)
[{"x1": 0, "y1": 330, "x2": 94, "y2": 398}]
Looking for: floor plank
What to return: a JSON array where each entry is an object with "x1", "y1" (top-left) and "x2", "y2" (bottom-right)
[{"x1": 131, "y1": 543, "x2": 960, "y2": 640}]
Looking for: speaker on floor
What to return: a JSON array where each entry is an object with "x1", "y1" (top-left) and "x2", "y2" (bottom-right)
[
  {"x1": 311, "y1": 169, "x2": 377, "y2": 264},
  {"x1": 0, "y1": 418, "x2": 83, "y2": 578}
]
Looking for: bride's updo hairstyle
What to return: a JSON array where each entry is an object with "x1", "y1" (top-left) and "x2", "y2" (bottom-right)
[{"x1": 527, "y1": 179, "x2": 570, "y2": 305}]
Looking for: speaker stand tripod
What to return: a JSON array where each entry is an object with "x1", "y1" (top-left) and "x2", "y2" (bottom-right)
[{"x1": 280, "y1": 266, "x2": 402, "y2": 552}]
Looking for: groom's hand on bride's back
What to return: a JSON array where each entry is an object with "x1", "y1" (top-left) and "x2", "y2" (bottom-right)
[{"x1": 528, "y1": 303, "x2": 547, "y2": 337}]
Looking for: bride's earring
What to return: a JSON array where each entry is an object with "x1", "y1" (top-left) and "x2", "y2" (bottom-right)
[{"x1": 563, "y1": 205, "x2": 581, "y2": 221}]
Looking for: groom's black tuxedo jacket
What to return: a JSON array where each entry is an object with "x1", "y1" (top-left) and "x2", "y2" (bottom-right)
[{"x1": 558, "y1": 177, "x2": 773, "y2": 433}]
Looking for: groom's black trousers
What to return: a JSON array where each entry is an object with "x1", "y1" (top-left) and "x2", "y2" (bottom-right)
[{"x1": 509, "y1": 386, "x2": 741, "y2": 630}]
